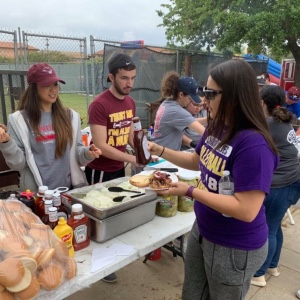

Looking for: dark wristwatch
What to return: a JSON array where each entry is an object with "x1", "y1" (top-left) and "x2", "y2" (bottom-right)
[{"x1": 190, "y1": 140, "x2": 197, "y2": 148}]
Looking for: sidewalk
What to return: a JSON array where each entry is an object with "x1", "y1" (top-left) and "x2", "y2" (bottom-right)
[
  {"x1": 247, "y1": 206, "x2": 300, "y2": 300},
  {"x1": 66, "y1": 206, "x2": 300, "y2": 300}
]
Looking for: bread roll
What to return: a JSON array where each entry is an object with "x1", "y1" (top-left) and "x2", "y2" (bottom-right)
[
  {"x1": 38, "y1": 265, "x2": 63, "y2": 290},
  {"x1": 37, "y1": 248, "x2": 55, "y2": 269},
  {"x1": 0, "y1": 289, "x2": 14, "y2": 300},
  {"x1": 5, "y1": 250, "x2": 32, "y2": 260},
  {"x1": 6, "y1": 267, "x2": 32, "y2": 293},
  {"x1": 129, "y1": 175, "x2": 150, "y2": 187},
  {"x1": 4, "y1": 201, "x2": 24, "y2": 213},
  {"x1": 14, "y1": 275, "x2": 40, "y2": 300},
  {"x1": 52, "y1": 238, "x2": 69, "y2": 262},
  {"x1": 0, "y1": 236, "x2": 27, "y2": 253},
  {"x1": 14, "y1": 211, "x2": 40, "y2": 228},
  {"x1": 64, "y1": 257, "x2": 77, "y2": 280},
  {"x1": 0, "y1": 258, "x2": 25, "y2": 287}
]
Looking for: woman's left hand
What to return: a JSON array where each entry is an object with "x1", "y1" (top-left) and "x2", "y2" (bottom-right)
[
  {"x1": 158, "y1": 181, "x2": 190, "y2": 197},
  {"x1": 88, "y1": 144, "x2": 102, "y2": 159}
]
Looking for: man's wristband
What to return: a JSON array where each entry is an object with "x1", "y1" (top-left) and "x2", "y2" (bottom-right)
[{"x1": 185, "y1": 185, "x2": 195, "y2": 199}]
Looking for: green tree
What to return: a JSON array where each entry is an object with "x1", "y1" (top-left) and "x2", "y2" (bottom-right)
[{"x1": 157, "y1": 0, "x2": 300, "y2": 85}]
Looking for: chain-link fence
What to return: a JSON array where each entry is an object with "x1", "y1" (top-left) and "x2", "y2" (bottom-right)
[
  {"x1": 89, "y1": 37, "x2": 186, "y2": 126},
  {"x1": 0, "y1": 28, "x2": 268, "y2": 128}
]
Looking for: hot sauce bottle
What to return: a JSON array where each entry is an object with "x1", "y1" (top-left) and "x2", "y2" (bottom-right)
[
  {"x1": 67, "y1": 204, "x2": 90, "y2": 251},
  {"x1": 35, "y1": 185, "x2": 48, "y2": 217},
  {"x1": 38, "y1": 189, "x2": 54, "y2": 220},
  {"x1": 41, "y1": 200, "x2": 53, "y2": 225},
  {"x1": 132, "y1": 116, "x2": 151, "y2": 165},
  {"x1": 53, "y1": 191, "x2": 68, "y2": 221},
  {"x1": 47, "y1": 207, "x2": 59, "y2": 229}
]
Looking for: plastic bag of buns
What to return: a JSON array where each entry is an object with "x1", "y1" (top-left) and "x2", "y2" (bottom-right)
[{"x1": 0, "y1": 199, "x2": 77, "y2": 299}]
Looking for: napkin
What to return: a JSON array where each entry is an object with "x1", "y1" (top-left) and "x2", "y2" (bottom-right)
[{"x1": 91, "y1": 243, "x2": 135, "y2": 273}]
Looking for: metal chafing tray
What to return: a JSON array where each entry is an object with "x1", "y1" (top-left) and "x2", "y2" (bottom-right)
[
  {"x1": 86, "y1": 199, "x2": 157, "y2": 242},
  {"x1": 63, "y1": 177, "x2": 157, "y2": 220}
]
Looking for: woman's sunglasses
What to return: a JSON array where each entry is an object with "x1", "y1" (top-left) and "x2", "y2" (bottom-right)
[{"x1": 199, "y1": 86, "x2": 222, "y2": 100}]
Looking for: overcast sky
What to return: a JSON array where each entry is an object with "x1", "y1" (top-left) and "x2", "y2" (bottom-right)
[{"x1": 0, "y1": 0, "x2": 169, "y2": 46}]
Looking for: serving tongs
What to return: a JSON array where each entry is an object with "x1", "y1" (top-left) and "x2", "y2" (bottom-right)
[
  {"x1": 143, "y1": 167, "x2": 178, "y2": 172},
  {"x1": 113, "y1": 193, "x2": 145, "y2": 202},
  {"x1": 107, "y1": 187, "x2": 142, "y2": 193}
]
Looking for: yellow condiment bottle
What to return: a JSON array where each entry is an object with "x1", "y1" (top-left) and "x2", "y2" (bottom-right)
[{"x1": 54, "y1": 217, "x2": 75, "y2": 258}]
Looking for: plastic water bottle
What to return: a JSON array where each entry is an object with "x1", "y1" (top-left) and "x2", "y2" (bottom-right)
[
  {"x1": 218, "y1": 170, "x2": 234, "y2": 217},
  {"x1": 7, "y1": 193, "x2": 18, "y2": 200}
]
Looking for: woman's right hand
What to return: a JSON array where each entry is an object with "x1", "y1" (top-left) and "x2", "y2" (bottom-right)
[
  {"x1": 147, "y1": 141, "x2": 164, "y2": 156},
  {"x1": 0, "y1": 127, "x2": 10, "y2": 143}
]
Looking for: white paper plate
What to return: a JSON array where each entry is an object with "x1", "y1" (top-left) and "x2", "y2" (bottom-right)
[{"x1": 129, "y1": 170, "x2": 178, "y2": 191}]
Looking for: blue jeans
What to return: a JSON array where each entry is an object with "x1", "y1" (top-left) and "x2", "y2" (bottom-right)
[{"x1": 255, "y1": 179, "x2": 300, "y2": 277}]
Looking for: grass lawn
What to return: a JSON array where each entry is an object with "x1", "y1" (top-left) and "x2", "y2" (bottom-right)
[{"x1": 59, "y1": 93, "x2": 93, "y2": 129}]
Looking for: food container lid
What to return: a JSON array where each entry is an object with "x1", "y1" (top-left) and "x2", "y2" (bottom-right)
[
  {"x1": 44, "y1": 189, "x2": 54, "y2": 197},
  {"x1": 38, "y1": 185, "x2": 48, "y2": 193},
  {"x1": 177, "y1": 170, "x2": 199, "y2": 180},
  {"x1": 72, "y1": 203, "x2": 83, "y2": 213}
]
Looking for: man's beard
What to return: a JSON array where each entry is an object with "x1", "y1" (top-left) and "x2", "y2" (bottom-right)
[{"x1": 114, "y1": 82, "x2": 131, "y2": 96}]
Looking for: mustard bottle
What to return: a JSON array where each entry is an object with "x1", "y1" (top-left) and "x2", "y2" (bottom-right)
[{"x1": 54, "y1": 217, "x2": 75, "y2": 258}]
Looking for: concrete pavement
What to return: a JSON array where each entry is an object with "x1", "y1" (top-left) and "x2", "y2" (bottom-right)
[{"x1": 66, "y1": 206, "x2": 300, "y2": 300}]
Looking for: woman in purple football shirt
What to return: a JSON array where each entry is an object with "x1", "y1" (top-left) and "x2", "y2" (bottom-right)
[{"x1": 148, "y1": 59, "x2": 278, "y2": 300}]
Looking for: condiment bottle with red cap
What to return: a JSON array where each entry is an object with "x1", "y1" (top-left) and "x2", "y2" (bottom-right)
[
  {"x1": 67, "y1": 204, "x2": 90, "y2": 251},
  {"x1": 19, "y1": 189, "x2": 35, "y2": 212}
]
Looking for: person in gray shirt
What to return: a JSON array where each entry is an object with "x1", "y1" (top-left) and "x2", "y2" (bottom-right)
[
  {"x1": 252, "y1": 85, "x2": 300, "y2": 287},
  {"x1": 152, "y1": 72, "x2": 206, "y2": 151}
]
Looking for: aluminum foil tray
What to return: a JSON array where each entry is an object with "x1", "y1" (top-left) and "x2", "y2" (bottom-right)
[{"x1": 63, "y1": 177, "x2": 157, "y2": 220}]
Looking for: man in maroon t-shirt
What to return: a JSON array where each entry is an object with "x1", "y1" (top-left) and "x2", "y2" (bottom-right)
[
  {"x1": 85, "y1": 54, "x2": 140, "y2": 283},
  {"x1": 85, "y1": 53, "x2": 140, "y2": 183}
]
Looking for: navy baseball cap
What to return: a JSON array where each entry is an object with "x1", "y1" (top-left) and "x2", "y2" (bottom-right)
[{"x1": 177, "y1": 76, "x2": 200, "y2": 103}]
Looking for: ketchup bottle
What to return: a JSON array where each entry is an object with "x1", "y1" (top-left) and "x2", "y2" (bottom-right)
[
  {"x1": 67, "y1": 204, "x2": 90, "y2": 251},
  {"x1": 132, "y1": 116, "x2": 151, "y2": 165}
]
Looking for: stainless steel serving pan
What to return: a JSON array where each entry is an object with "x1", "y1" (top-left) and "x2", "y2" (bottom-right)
[
  {"x1": 86, "y1": 199, "x2": 158, "y2": 242},
  {"x1": 63, "y1": 177, "x2": 157, "y2": 220}
]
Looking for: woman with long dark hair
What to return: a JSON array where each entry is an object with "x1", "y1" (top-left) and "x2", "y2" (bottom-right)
[
  {"x1": 148, "y1": 59, "x2": 279, "y2": 300},
  {"x1": 0, "y1": 63, "x2": 101, "y2": 192}
]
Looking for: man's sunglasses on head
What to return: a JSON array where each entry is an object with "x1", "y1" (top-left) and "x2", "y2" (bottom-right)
[{"x1": 199, "y1": 86, "x2": 222, "y2": 100}]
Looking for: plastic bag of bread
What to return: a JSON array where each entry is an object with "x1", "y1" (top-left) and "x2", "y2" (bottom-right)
[{"x1": 0, "y1": 199, "x2": 77, "y2": 299}]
